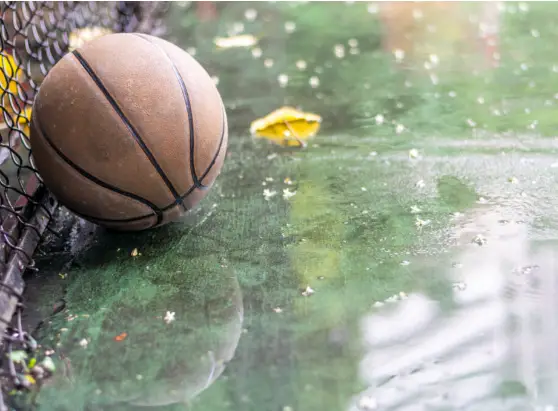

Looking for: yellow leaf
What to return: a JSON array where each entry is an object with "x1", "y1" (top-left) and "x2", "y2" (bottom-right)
[
  {"x1": 250, "y1": 106, "x2": 322, "y2": 148},
  {"x1": 0, "y1": 51, "x2": 26, "y2": 119},
  {"x1": 0, "y1": 51, "x2": 22, "y2": 97},
  {"x1": 24, "y1": 374, "x2": 36, "y2": 385}
]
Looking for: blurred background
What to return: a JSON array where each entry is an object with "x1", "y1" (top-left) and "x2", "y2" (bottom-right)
[{"x1": 165, "y1": 1, "x2": 555, "y2": 139}]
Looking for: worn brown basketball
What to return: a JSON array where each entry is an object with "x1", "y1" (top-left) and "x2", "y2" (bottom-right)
[{"x1": 29, "y1": 33, "x2": 228, "y2": 231}]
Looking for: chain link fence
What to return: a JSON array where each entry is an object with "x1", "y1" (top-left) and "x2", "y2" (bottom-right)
[{"x1": 0, "y1": 2, "x2": 168, "y2": 409}]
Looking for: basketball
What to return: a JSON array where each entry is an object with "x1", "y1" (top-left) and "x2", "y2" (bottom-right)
[{"x1": 29, "y1": 33, "x2": 228, "y2": 231}]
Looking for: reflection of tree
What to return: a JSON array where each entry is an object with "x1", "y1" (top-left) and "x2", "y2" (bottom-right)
[
  {"x1": 351, "y1": 207, "x2": 539, "y2": 410},
  {"x1": 34, "y1": 247, "x2": 243, "y2": 410}
]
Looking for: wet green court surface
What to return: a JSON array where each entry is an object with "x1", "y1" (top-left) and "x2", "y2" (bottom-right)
[{"x1": 18, "y1": 2, "x2": 558, "y2": 410}]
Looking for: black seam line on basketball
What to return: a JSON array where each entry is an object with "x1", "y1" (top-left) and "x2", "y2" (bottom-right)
[
  {"x1": 160, "y1": 105, "x2": 227, "y2": 210},
  {"x1": 71, "y1": 50, "x2": 186, "y2": 212},
  {"x1": 162, "y1": 185, "x2": 195, "y2": 211},
  {"x1": 130, "y1": 34, "x2": 205, "y2": 190},
  {"x1": 33, "y1": 108, "x2": 163, "y2": 226},
  {"x1": 199, "y1": 105, "x2": 226, "y2": 184}
]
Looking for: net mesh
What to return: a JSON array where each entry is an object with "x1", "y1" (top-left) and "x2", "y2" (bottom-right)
[{"x1": 0, "y1": 2, "x2": 168, "y2": 408}]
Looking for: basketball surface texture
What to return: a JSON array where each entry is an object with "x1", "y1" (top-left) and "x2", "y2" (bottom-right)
[{"x1": 29, "y1": 33, "x2": 228, "y2": 231}]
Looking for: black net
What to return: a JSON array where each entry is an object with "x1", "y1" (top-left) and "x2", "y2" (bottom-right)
[{"x1": 0, "y1": 2, "x2": 168, "y2": 409}]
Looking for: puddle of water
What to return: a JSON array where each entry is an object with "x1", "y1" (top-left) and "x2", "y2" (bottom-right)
[
  {"x1": 355, "y1": 206, "x2": 558, "y2": 410},
  {"x1": 20, "y1": 2, "x2": 558, "y2": 410}
]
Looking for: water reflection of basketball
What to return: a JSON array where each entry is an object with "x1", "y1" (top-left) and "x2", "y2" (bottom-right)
[{"x1": 30, "y1": 33, "x2": 228, "y2": 231}]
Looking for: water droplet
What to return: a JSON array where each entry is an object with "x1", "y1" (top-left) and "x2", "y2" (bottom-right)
[
  {"x1": 309, "y1": 76, "x2": 320, "y2": 88},
  {"x1": 296, "y1": 60, "x2": 307, "y2": 70},
  {"x1": 251, "y1": 47, "x2": 262, "y2": 58},
  {"x1": 334, "y1": 44, "x2": 345, "y2": 58},
  {"x1": 448, "y1": 91, "x2": 456, "y2": 98},
  {"x1": 374, "y1": 114, "x2": 384, "y2": 125},
  {"x1": 393, "y1": 49, "x2": 405, "y2": 62},
  {"x1": 528, "y1": 120, "x2": 538, "y2": 130},
  {"x1": 348, "y1": 38, "x2": 358, "y2": 48},
  {"x1": 186, "y1": 47, "x2": 196, "y2": 56},
  {"x1": 244, "y1": 8, "x2": 257, "y2": 21},
  {"x1": 285, "y1": 21, "x2": 296, "y2": 33},
  {"x1": 395, "y1": 124, "x2": 405, "y2": 134},
  {"x1": 477, "y1": 96, "x2": 485, "y2": 104},
  {"x1": 264, "y1": 58, "x2": 274, "y2": 68},
  {"x1": 211, "y1": 76, "x2": 219, "y2": 86},
  {"x1": 531, "y1": 29, "x2": 540, "y2": 38},
  {"x1": 278, "y1": 74, "x2": 289, "y2": 87}
]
